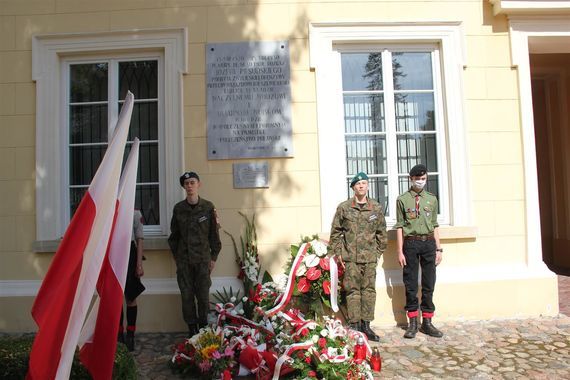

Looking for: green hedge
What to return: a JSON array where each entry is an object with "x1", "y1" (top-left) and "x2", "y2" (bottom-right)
[{"x1": 0, "y1": 335, "x2": 136, "y2": 379}]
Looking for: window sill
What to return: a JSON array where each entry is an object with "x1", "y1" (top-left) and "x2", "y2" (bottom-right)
[
  {"x1": 33, "y1": 236, "x2": 171, "y2": 253},
  {"x1": 387, "y1": 226, "x2": 478, "y2": 241}
]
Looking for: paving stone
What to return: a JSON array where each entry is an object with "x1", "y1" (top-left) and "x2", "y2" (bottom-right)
[{"x1": 128, "y1": 315, "x2": 570, "y2": 379}]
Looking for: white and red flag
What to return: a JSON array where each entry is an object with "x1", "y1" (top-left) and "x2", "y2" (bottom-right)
[
  {"x1": 78, "y1": 138, "x2": 140, "y2": 380},
  {"x1": 26, "y1": 92, "x2": 135, "y2": 380}
]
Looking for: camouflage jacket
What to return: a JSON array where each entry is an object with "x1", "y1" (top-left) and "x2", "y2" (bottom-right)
[
  {"x1": 329, "y1": 197, "x2": 387, "y2": 263},
  {"x1": 168, "y1": 197, "x2": 221, "y2": 264}
]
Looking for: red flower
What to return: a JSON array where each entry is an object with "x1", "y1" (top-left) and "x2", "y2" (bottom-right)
[
  {"x1": 297, "y1": 351, "x2": 304, "y2": 359},
  {"x1": 308, "y1": 370, "x2": 317, "y2": 377},
  {"x1": 318, "y1": 337, "x2": 327, "y2": 348},
  {"x1": 300, "y1": 328, "x2": 309, "y2": 337},
  {"x1": 319, "y1": 257, "x2": 330, "y2": 271},
  {"x1": 323, "y1": 280, "x2": 331, "y2": 295},
  {"x1": 304, "y1": 356, "x2": 311, "y2": 364},
  {"x1": 306, "y1": 267, "x2": 322, "y2": 281},
  {"x1": 222, "y1": 369, "x2": 232, "y2": 380},
  {"x1": 297, "y1": 277, "x2": 310, "y2": 293}
]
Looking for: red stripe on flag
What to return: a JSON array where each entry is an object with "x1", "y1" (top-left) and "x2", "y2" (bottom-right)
[
  {"x1": 79, "y1": 201, "x2": 123, "y2": 380},
  {"x1": 26, "y1": 193, "x2": 97, "y2": 380}
]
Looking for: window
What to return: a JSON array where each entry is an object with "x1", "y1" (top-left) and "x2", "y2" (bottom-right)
[
  {"x1": 66, "y1": 58, "x2": 162, "y2": 229},
  {"x1": 340, "y1": 48, "x2": 447, "y2": 219},
  {"x1": 33, "y1": 29, "x2": 187, "y2": 241},
  {"x1": 309, "y1": 22, "x2": 471, "y2": 230}
]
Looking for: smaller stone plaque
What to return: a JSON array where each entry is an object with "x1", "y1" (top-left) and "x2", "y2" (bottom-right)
[{"x1": 233, "y1": 162, "x2": 269, "y2": 188}]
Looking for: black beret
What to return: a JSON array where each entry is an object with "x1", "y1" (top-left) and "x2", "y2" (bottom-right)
[
  {"x1": 179, "y1": 171, "x2": 200, "y2": 186},
  {"x1": 409, "y1": 164, "x2": 427, "y2": 177}
]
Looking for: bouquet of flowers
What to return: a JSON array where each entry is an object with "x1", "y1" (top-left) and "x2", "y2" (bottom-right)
[
  {"x1": 288, "y1": 236, "x2": 344, "y2": 320},
  {"x1": 170, "y1": 326, "x2": 236, "y2": 379},
  {"x1": 224, "y1": 213, "x2": 279, "y2": 319}
]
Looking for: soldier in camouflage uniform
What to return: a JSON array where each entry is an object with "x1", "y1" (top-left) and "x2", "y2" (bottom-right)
[
  {"x1": 330, "y1": 172, "x2": 387, "y2": 342},
  {"x1": 395, "y1": 164, "x2": 444, "y2": 339},
  {"x1": 168, "y1": 172, "x2": 221, "y2": 337}
]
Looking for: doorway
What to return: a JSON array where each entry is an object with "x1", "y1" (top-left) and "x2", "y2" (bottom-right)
[{"x1": 529, "y1": 51, "x2": 570, "y2": 274}]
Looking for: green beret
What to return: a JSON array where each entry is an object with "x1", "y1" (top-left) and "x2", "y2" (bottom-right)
[{"x1": 350, "y1": 172, "x2": 369, "y2": 187}]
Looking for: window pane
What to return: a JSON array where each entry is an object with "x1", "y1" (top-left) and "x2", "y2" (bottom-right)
[
  {"x1": 69, "y1": 104, "x2": 108, "y2": 144},
  {"x1": 347, "y1": 176, "x2": 389, "y2": 216},
  {"x1": 124, "y1": 142, "x2": 159, "y2": 183},
  {"x1": 136, "y1": 184, "x2": 160, "y2": 225},
  {"x1": 70, "y1": 63, "x2": 108, "y2": 102},
  {"x1": 397, "y1": 134, "x2": 438, "y2": 175},
  {"x1": 70, "y1": 145, "x2": 106, "y2": 186},
  {"x1": 70, "y1": 187, "x2": 88, "y2": 217},
  {"x1": 346, "y1": 135, "x2": 387, "y2": 176},
  {"x1": 394, "y1": 93, "x2": 435, "y2": 132},
  {"x1": 344, "y1": 94, "x2": 385, "y2": 133},
  {"x1": 120, "y1": 102, "x2": 158, "y2": 141},
  {"x1": 341, "y1": 53, "x2": 383, "y2": 91},
  {"x1": 398, "y1": 175, "x2": 440, "y2": 212},
  {"x1": 392, "y1": 52, "x2": 433, "y2": 91},
  {"x1": 119, "y1": 60, "x2": 158, "y2": 99}
]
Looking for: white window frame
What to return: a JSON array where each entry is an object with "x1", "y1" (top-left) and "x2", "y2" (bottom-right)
[
  {"x1": 309, "y1": 22, "x2": 471, "y2": 230},
  {"x1": 32, "y1": 28, "x2": 187, "y2": 240},
  {"x1": 338, "y1": 45, "x2": 449, "y2": 224},
  {"x1": 62, "y1": 54, "x2": 165, "y2": 234}
]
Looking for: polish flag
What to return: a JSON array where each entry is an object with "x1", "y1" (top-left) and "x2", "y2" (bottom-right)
[
  {"x1": 78, "y1": 138, "x2": 140, "y2": 380},
  {"x1": 26, "y1": 92, "x2": 135, "y2": 380}
]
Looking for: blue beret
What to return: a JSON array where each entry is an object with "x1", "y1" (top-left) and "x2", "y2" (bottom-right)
[
  {"x1": 179, "y1": 171, "x2": 200, "y2": 186},
  {"x1": 350, "y1": 172, "x2": 369, "y2": 187}
]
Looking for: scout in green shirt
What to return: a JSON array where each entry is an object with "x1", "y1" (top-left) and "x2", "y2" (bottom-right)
[{"x1": 395, "y1": 164, "x2": 444, "y2": 339}]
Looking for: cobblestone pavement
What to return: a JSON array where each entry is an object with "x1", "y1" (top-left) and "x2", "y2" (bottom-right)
[{"x1": 134, "y1": 314, "x2": 570, "y2": 379}]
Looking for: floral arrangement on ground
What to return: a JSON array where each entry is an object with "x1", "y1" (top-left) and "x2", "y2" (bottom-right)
[{"x1": 170, "y1": 214, "x2": 378, "y2": 380}]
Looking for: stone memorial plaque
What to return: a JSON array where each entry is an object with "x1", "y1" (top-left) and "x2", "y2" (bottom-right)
[
  {"x1": 233, "y1": 162, "x2": 269, "y2": 188},
  {"x1": 207, "y1": 41, "x2": 293, "y2": 159}
]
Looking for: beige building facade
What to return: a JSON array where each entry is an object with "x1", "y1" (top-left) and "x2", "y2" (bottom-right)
[{"x1": 1, "y1": 0, "x2": 569, "y2": 332}]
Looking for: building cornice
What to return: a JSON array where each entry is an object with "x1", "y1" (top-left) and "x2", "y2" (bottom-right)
[{"x1": 489, "y1": 0, "x2": 570, "y2": 16}]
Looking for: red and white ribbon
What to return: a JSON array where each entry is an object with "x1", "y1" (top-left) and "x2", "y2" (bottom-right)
[
  {"x1": 266, "y1": 242, "x2": 310, "y2": 316},
  {"x1": 329, "y1": 256, "x2": 339, "y2": 312},
  {"x1": 272, "y1": 340, "x2": 314, "y2": 380}
]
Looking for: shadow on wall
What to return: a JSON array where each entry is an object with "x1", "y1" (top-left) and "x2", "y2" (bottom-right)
[{"x1": 188, "y1": 4, "x2": 310, "y2": 281}]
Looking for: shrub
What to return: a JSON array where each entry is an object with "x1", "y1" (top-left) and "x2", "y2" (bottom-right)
[{"x1": 0, "y1": 335, "x2": 136, "y2": 379}]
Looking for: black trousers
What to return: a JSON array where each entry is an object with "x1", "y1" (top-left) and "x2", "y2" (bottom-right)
[{"x1": 403, "y1": 239, "x2": 437, "y2": 313}]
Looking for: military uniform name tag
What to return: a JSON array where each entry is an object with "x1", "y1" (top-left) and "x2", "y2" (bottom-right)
[{"x1": 369, "y1": 214, "x2": 378, "y2": 221}]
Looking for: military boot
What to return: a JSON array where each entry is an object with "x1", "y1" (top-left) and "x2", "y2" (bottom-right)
[
  {"x1": 361, "y1": 320, "x2": 380, "y2": 342},
  {"x1": 348, "y1": 321, "x2": 361, "y2": 331},
  {"x1": 403, "y1": 316, "x2": 418, "y2": 339},
  {"x1": 419, "y1": 318, "x2": 443, "y2": 338}
]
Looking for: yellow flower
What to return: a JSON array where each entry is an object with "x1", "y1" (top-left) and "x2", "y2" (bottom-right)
[{"x1": 200, "y1": 344, "x2": 219, "y2": 360}]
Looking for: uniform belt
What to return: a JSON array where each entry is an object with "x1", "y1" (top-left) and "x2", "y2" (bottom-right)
[{"x1": 405, "y1": 234, "x2": 434, "y2": 241}]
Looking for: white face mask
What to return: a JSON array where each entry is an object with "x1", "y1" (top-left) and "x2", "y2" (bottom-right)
[{"x1": 412, "y1": 179, "x2": 426, "y2": 190}]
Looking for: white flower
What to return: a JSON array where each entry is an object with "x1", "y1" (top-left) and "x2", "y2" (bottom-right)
[
  {"x1": 320, "y1": 329, "x2": 328, "y2": 337},
  {"x1": 312, "y1": 335, "x2": 319, "y2": 343},
  {"x1": 304, "y1": 254, "x2": 319, "y2": 268},
  {"x1": 242, "y1": 296, "x2": 248, "y2": 302},
  {"x1": 230, "y1": 296, "x2": 236, "y2": 303},
  {"x1": 238, "y1": 309, "x2": 244, "y2": 315},
  {"x1": 296, "y1": 263, "x2": 307, "y2": 276},
  {"x1": 311, "y1": 240, "x2": 328, "y2": 257}
]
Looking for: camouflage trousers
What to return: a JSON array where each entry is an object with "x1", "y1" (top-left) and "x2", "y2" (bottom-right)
[
  {"x1": 176, "y1": 262, "x2": 211, "y2": 325},
  {"x1": 343, "y1": 261, "x2": 377, "y2": 323}
]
